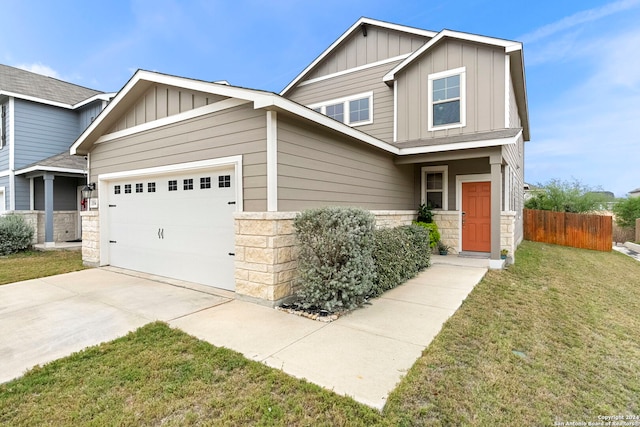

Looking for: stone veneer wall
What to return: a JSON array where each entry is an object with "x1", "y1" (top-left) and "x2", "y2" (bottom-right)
[
  {"x1": 81, "y1": 211, "x2": 100, "y2": 266},
  {"x1": 10, "y1": 210, "x2": 79, "y2": 244},
  {"x1": 234, "y1": 210, "x2": 417, "y2": 306},
  {"x1": 501, "y1": 211, "x2": 517, "y2": 261},
  {"x1": 432, "y1": 211, "x2": 460, "y2": 253}
]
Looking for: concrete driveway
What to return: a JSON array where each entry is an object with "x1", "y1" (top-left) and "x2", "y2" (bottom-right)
[{"x1": 0, "y1": 258, "x2": 487, "y2": 409}]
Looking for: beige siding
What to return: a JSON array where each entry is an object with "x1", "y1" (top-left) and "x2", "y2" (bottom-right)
[
  {"x1": 307, "y1": 27, "x2": 428, "y2": 80},
  {"x1": 509, "y1": 76, "x2": 522, "y2": 129},
  {"x1": 107, "y1": 84, "x2": 228, "y2": 134},
  {"x1": 90, "y1": 104, "x2": 268, "y2": 211},
  {"x1": 286, "y1": 61, "x2": 399, "y2": 143},
  {"x1": 277, "y1": 116, "x2": 414, "y2": 211},
  {"x1": 396, "y1": 40, "x2": 507, "y2": 142}
]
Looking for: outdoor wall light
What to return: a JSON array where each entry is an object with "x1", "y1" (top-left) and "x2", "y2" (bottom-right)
[{"x1": 81, "y1": 183, "x2": 96, "y2": 201}]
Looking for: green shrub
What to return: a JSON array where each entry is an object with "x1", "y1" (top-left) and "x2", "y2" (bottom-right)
[
  {"x1": 613, "y1": 196, "x2": 640, "y2": 229},
  {"x1": 294, "y1": 207, "x2": 376, "y2": 312},
  {"x1": 0, "y1": 214, "x2": 34, "y2": 255},
  {"x1": 413, "y1": 221, "x2": 440, "y2": 249},
  {"x1": 370, "y1": 225, "x2": 431, "y2": 298}
]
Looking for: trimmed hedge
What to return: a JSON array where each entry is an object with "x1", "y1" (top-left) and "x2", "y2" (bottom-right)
[
  {"x1": 370, "y1": 225, "x2": 431, "y2": 297},
  {"x1": 0, "y1": 214, "x2": 34, "y2": 255},
  {"x1": 413, "y1": 221, "x2": 440, "y2": 249},
  {"x1": 294, "y1": 207, "x2": 376, "y2": 312}
]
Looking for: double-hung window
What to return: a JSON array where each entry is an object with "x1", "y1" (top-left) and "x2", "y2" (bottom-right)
[
  {"x1": 421, "y1": 166, "x2": 448, "y2": 210},
  {"x1": 428, "y1": 67, "x2": 466, "y2": 131},
  {"x1": 308, "y1": 92, "x2": 373, "y2": 126}
]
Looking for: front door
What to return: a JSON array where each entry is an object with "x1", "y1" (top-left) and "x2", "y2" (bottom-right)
[{"x1": 462, "y1": 182, "x2": 491, "y2": 252}]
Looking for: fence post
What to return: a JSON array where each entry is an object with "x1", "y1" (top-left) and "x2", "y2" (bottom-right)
[{"x1": 636, "y1": 218, "x2": 640, "y2": 243}]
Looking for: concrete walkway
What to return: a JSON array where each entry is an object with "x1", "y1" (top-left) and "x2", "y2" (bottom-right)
[{"x1": 0, "y1": 257, "x2": 487, "y2": 409}]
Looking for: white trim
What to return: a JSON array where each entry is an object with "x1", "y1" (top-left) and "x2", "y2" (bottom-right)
[
  {"x1": 14, "y1": 166, "x2": 85, "y2": 176},
  {"x1": 421, "y1": 165, "x2": 449, "y2": 210},
  {"x1": 307, "y1": 91, "x2": 374, "y2": 127},
  {"x1": 281, "y1": 17, "x2": 437, "y2": 95},
  {"x1": 97, "y1": 156, "x2": 243, "y2": 267},
  {"x1": 95, "y1": 98, "x2": 250, "y2": 144},
  {"x1": 504, "y1": 55, "x2": 511, "y2": 128},
  {"x1": 428, "y1": 67, "x2": 466, "y2": 131},
  {"x1": 266, "y1": 111, "x2": 278, "y2": 212},
  {"x1": 8, "y1": 97, "x2": 15, "y2": 211},
  {"x1": 393, "y1": 80, "x2": 398, "y2": 142},
  {"x1": 398, "y1": 131, "x2": 519, "y2": 156},
  {"x1": 0, "y1": 170, "x2": 9, "y2": 177},
  {"x1": 297, "y1": 54, "x2": 410, "y2": 88},
  {"x1": 383, "y1": 29, "x2": 522, "y2": 83},
  {"x1": 73, "y1": 93, "x2": 115, "y2": 109},
  {"x1": 456, "y1": 173, "x2": 491, "y2": 253},
  {"x1": 0, "y1": 186, "x2": 5, "y2": 213},
  {"x1": 29, "y1": 178, "x2": 34, "y2": 210},
  {"x1": 0, "y1": 91, "x2": 113, "y2": 111}
]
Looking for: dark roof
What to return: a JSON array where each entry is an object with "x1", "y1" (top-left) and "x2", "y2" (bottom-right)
[
  {"x1": 18, "y1": 151, "x2": 86, "y2": 173},
  {"x1": 395, "y1": 128, "x2": 522, "y2": 149},
  {"x1": 0, "y1": 64, "x2": 102, "y2": 105}
]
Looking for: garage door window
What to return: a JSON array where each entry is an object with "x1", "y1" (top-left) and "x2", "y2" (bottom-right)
[
  {"x1": 219, "y1": 175, "x2": 231, "y2": 188},
  {"x1": 183, "y1": 179, "x2": 194, "y2": 190},
  {"x1": 200, "y1": 177, "x2": 211, "y2": 189},
  {"x1": 136, "y1": 183, "x2": 143, "y2": 193},
  {"x1": 114, "y1": 185, "x2": 121, "y2": 194},
  {"x1": 168, "y1": 180, "x2": 177, "y2": 191},
  {"x1": 148, "y1": 182, "x2": 156, "y2": 193},
  {"x1": 125, "y1": 184, "x2": 132, "y2": 194}
]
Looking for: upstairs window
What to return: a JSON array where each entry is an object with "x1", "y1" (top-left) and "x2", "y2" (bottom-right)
[
  {"x1": 308, "y1": 92, "x2": 373, "y2": 126},
  {"x1": 428, "y1": 67, "x2": 466, "y2": 131}
]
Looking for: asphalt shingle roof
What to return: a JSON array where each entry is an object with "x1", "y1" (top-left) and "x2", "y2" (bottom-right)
[
  {"x1": 0, "y1": 64, "x2": 102, "y2": 105},
  {"x1": 19, "y1": 151, "x2": 86, "y2": 172}
]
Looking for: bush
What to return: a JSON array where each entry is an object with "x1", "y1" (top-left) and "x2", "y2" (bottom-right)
[
  {"x1": 0, "y1": 214, "x2": 34, "y2": 255},
  {"x1": 370, "y1": 225, "x2": 431, "y2": 297},
  {"x1": 294, "y1": 207, "x2": 376, "y2": 312},
  {"x1": 613, "y1": 196, "x2": 640, "y2": 229},
  {"x1": 524, "y1": 178, "x2": 611, "y2": 213},
  {"x1": 413, "y1": 221, "x2": 440, "y2": 249}
]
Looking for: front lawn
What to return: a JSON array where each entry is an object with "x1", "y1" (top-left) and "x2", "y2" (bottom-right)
[
  {"x1": 0, "y1": 250, "x2": 86, "y2": 285},
  {"x1": 1, "y1": 241, "x2": 638, "y2": 425}
]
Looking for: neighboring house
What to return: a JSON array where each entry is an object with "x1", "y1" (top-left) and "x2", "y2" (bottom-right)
[
  {"x1": 0, "y1": 64, "x2": 113, "y2": 246},
  {"x1": 71, "y1": 18, "x2": 529, "y2": 306},
  {"x1": 629, "y1": 188, "x2": 640, "y2": 198}
]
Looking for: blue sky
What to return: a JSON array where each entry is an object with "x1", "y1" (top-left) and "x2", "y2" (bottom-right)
[{"x1": 1, "y1": 0, "x2": 639, "y2": 196}]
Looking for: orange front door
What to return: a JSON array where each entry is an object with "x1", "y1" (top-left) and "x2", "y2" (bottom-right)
[{"x1": 462, "y1": 182, "x2": 491, "y2": 252}]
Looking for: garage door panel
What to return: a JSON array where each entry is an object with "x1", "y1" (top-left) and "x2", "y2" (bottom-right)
[{"x1": 106, "y1": 167, "x2": 236, "y2": 290}]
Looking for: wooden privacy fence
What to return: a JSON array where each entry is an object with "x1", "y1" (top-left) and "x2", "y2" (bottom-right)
[{"x1": 523, "y1": 209, "x2": 612, "y2": 252}]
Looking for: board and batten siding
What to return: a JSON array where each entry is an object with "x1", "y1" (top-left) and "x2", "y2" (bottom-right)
[
  {"x1": 0, "y1": 100, "x2": 10, "y2": 170},
  {"x1": 107, "y1": 84, "x2": 228, "y2": 134},
  {"x1": 78, "y1": 102, "x2": 104, "y2": 133},
  {"x1": 276, "y1": 115, "x2": 414, "y2": 211},
  {"x1": 307, "y1": 27, "x2": 428, "y2": 80},
  {"x1": 396, "y1": 40, "x2": 506, "y2": 142},
  {"x1": 13, "y1": 99, "x2": 81, "y2": 169},
  {"x1": 89, "y1": 104, "x2": 268, "y2": 211},
  {"x1": 286, "y1": 61, "x2": 401, "y2": 143}
]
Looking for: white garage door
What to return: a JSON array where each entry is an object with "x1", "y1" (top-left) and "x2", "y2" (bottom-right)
[{"x1": 106, "y1": 167, "x2": 236, "y2": 290}]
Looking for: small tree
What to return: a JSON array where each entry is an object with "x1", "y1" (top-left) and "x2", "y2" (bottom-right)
[
  {"x1": 612, "y1": 196, "x2": 640, "y2": 229},
  {"x1": 525, "y1": 179, "x2": 610, "y2": 213}
]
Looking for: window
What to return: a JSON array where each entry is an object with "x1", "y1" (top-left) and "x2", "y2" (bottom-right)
[
  {"x1": 124, "y1": 184, "x2": 132, "y2": 194},
  {"x1": 218, "y1": 175, "x2": 231, "y2": 188},
  {"x1": 183, "y1": 178, "x2": 193, "y2": 190},
  {"x1": 200, "y1": 177, "x2": 211, "y2": 189},
  {"x1": 148, "y1": 182, "x2": 156, "y2": 193},
  {"x1": 428, "y1": 67, "x2": 466, "y2": 131},
  {"x1": 168, "y1": 180, "x2": 177, "y2": 191},
  {"x1": 308, "y1": 92, "x2": 373, "y2": 126},
  {"x1": 135, "y1": 183, "x2": 143, "y2": 193},
  {"x1": 114, "y1": 185, "x2": 121, "y2": 195},
  {"x1": 421, "y1": 166, "x2": 448, "y2": 210}
]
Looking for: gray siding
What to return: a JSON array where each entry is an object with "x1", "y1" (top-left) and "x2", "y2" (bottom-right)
[
  {"x1": 90, "y1": 104, "x2": 268, "y2": 211},
  {"x1": 286, "y1": 61, "x2": 400, "y2": 143},
  {"x1": 14, "y1": 175, "x2": 30, "y2": 210},
  {"x1": 396, "y1": 40, "x2": 506, "y2": 142},
  {"x1": 34, "y1": 176, "x2": 81, "y2": 210},
  {"x1": 277, "y1": 115, "x2": 414, "y2": 211},
  {"x1": 78, "y1": 101, "x2": 104, "y2": 132},
  {"x1": 308, "y1": 27, "x2": 428, "y2": 80},
  {"x1": 0, "y1": 100, "x2": 10, "y2": 170},
  {"x1": 0, "y1": 176, "x2": 8, "y2": 210},
  {"x1": 13, "y1": 99, "x2": 80, "y2": 169},
  {"x1": 107, "y1": 84, "x2": 228, "y2": 134}
]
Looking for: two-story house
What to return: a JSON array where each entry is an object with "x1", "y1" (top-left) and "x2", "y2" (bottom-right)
[
  {"x1": 0, "y1": 64, "x2": 112, "y2": 246},
  {"x1": 70, "y1": 18, "x2": 529, "y2": 306}
]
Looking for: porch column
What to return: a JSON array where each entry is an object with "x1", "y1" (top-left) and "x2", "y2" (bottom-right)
[
  {"x1": 44, "y1": 173, "x2": 55, "y2": 247},
  {"x1": 490, "y1": 160, "x2": 501, "y2": 262}
]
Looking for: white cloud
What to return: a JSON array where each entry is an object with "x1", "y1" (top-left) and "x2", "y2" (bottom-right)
[{"x1": 15, "y1": 62, "x2": 61, "y2": 79}]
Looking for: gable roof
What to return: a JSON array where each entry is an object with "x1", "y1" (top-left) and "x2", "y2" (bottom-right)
[
  {"x1": 0, "y1": 64, "x2": 109, "y2": 108},
  {"x1": 280, "y1": 17, "x2": 437, "y2": 96},
  {"x1": 15, "y1": 151, "x2": 86, "y2": 176}
]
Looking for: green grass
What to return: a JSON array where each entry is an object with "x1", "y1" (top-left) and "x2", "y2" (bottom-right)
[
  {"x1": 1, "y1": 241, "x2": 639, "y2": 425},
  {"x1": 0, "y1": 250, "x2": 87, "y2": 285}
]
